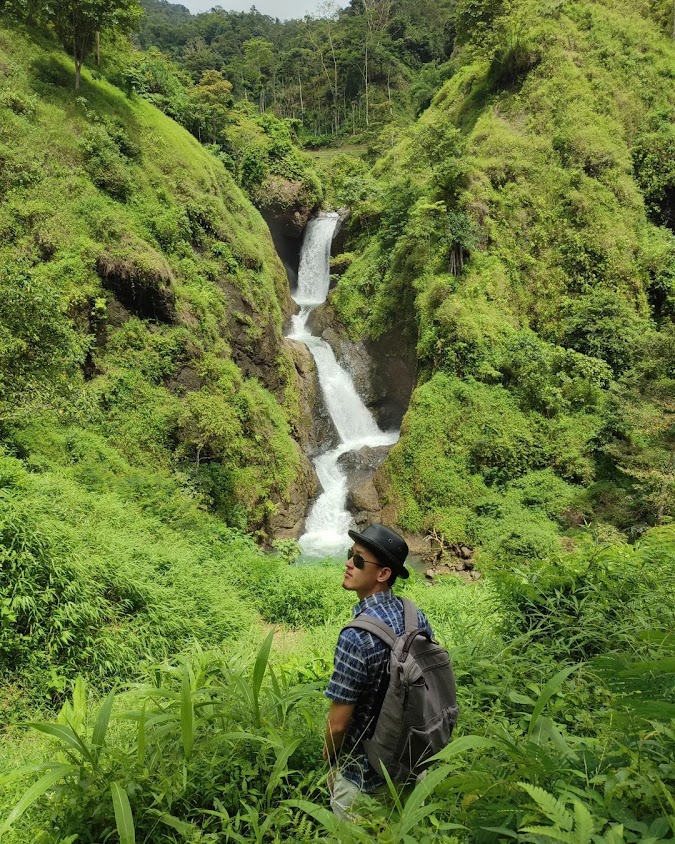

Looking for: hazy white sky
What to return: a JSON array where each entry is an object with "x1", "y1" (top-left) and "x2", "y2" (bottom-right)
[{"x1": 179, "y1": 0, "x2": 349, "y2": 19}]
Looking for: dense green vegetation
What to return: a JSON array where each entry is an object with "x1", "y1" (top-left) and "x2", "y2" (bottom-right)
[
  {"x1": 0, "y1": 0, "x2": 674, "y2": 840},
  {"x1": 0, "y1": 24, "x2": 309, "y2": 536},
  {"x1": 134, "y1": 0, "x2": 455, "y2": 138},
  {"x1": 328, "y1": 0, "x2": 675, "y2": 560},
  {"x1": 2, "y1": 519, "x2": 673, "y2": 841}
]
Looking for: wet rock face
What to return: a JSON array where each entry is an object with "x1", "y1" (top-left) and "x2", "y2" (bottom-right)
[
  {"x1": 218, "y1": 282, "x2": 287, "y2": 396},
  {"x1": 330, "y1": 208, "x2": 351, "y2": 258},
  {"x1": 306, "y1": 302, "x2": 416, "y2": 431},
  {"x1": 267, "y1": 444, "x2": 320, "y2": 540},
  {"x1": 285, "y1": 338, "x2": 339, "y2": 456},
  {"x1": 259, "y1": 182, "x2": 319, "y2": 293},
  {"x1": 96, "y1": 251, "x2": 176, "y2": 323}
]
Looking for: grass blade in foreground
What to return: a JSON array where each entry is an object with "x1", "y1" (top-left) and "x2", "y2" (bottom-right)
[
  {"x1": 0, "y1": 765, "x2": 77, "y2": 835},
  {"x1": 111, "y1": 781, "x2": 135, "y2": 844},
  {"x1": 252, "y1": 629, "x2": 274, "y2": 728},
  {"x1": 92, "y1": 687, "x2": 117, "y2": 759},
  {"x1": 528, "y1": 664, "x2": 581, "y2": 737},
  {"x1": 181, "y1": 663, "x2": 194, "y2": 760}
]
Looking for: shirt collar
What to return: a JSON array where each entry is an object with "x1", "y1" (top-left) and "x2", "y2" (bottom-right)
[{"x1": 352, "y1": 590, "x2": 395, "y2": 618}]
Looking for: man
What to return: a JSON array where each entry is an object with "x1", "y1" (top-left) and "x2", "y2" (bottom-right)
[{"x1": 323, "y1": 524, "x2": 433, "y2": 819}]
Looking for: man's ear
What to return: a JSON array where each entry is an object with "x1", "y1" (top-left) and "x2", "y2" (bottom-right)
[{"x1": 377, "y1": 566, "x2": 392, "y2": 583}]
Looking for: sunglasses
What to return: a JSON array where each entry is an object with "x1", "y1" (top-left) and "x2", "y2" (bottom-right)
[{"x1": 347, "y1": 548, "x2": 382, "y2": 569}]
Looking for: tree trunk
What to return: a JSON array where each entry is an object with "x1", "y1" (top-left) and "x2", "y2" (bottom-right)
[
  {"x1": 75, "y1": 59, "x2": 82, "y2": 90},
  {"x1": 95, "y1": 31, "x2": 100, "y2": 66},
  {"x1": 364, "y1": 44, "x2": 369, "y2": 126}
]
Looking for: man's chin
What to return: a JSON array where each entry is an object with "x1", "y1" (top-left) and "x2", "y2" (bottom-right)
[{"x1": 342, "y1": 576, "x2": 356, "y2": 590}]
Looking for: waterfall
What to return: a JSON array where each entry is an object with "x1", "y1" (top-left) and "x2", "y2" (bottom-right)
[{"x1": 288, "y1": 214, "x2": 398, "y2": 558}]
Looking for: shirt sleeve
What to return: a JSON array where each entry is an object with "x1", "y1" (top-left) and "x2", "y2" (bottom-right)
[
  {"x1": 417, "y1": 608, "x2": 434, "y2": 639},
  {"x1": 325, "y1": 629, "x2": 368, "y2": 704}
]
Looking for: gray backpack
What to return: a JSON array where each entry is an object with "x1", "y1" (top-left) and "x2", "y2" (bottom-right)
[{"x1": 344, "y1": 597, "x2": 459, "y2": 782}]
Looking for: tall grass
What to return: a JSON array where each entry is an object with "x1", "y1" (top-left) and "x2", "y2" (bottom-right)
[{"x1": 2, "y1": 528, "x2": 673, "y2": 842}]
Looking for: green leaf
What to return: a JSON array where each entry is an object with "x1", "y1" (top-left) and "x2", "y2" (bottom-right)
[
  {"x1": 180, "y1": 663, "x2": 194, "y2": 760},
  {"x1": 220, "y1": 731, "x2": 271, "y2": 744},
  {"x1": 265, "y1": 737, "x2": 300, "y2": 803},
  {"x1": 528, "y1": 664, "x2": 581, "y2": 738},
  {"x1": 200, "y1": 809, "x2": 248, "y2": 843},
  {"x1": 398, "y1": 802, "x2": 450, "y2": 837},
  {"x1": 398, "y1": 764, "x2": 454, "y2": 829},
  {"x1": 0, "y1": 764, "x2": 76, "y2": 835},
  {"x1": 521, "y1": 824, "x2": 576, "y2": 842},
  {"x1": 283, "y1": 799, "x2": 371, "y2": 842},
  {"x1": 137, "y1": 704, "x2": 146, "y2": 765},
  {"x1": 530, "y1": 715, "x2": 578, "y2": 760},
  {"x1": 111, "y1": 782, "x2": 135, "y2": 844},
  {"x1": 27, "y1": 723, "x2": 95, "y2": 765},
  {"x1": 252, "y1": 629, "x2": 274, "y2": 728},
  {"x1": 509, "y1": 691, "x2": 536, "y2": 706},
  {"x1": 481, "y1": 827, "x2": 519, "y2": 838},
  {"x1": 154, "y1": 811, "x2": 199, "y2": 839},
  {"x1": 0, "y1": 762, "x2": 67, "y2": 787},
  {"x1": 428, "y1": 734, "x2": 496, "y2": 763},
  {"x1": 71, "y1": 676, "x2": 87, "y2": 730},
  {"x1": 92, "y1": 688, "x2": 117, "y2": 757}
]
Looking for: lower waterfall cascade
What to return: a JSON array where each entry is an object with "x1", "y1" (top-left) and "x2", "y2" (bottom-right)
[{"x1": 288, "y1": 213, "x2": 398, "y2": 557}]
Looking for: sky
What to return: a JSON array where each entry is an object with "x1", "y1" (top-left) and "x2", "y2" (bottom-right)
[{"x1": 179, "y1": 0, "x2": 349, "y2": 19}]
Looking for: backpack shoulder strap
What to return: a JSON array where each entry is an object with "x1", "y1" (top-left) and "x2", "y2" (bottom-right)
[
  {"x1": 401, "y1": 597, "x2": 419, "y2": 633},
  {"x1": 343, "y1": 616, "x2": 397, "y2": 648}
]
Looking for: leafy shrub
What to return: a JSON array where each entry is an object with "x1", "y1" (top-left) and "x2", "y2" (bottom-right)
[
  {"x1": 559, "y1": 289, "x2": 650, "y2": 375},
  {"x1": 0, "y1": 268, "x2": 85, "y2": 419},
  {"x1": 633, "y1": 119, "x2": 675, "y2": 229},
  {"x1": 79, "y1": 124, "x2": 133, "y2": 201},
  {"x1": 0, "y1": 444, "x2": 259, "y2": 705},
  {"x1": 492, "y1": 526, "x2": 675, "y2": 659},
  {"x1": 1, "y1": 642, "x2": 326, "y2": 843},
  {"x1": 0, "y1": 88, "x2": 37, "y2": 116},
  {"x1": 227, "y1": 555, "x2": 351, "y2": 628}
]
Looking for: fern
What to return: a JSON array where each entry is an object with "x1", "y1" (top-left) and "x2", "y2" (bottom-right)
[
  {"x1": 572, "y1": 800, "x2": 595, "y2": 844},
  {"x1": 519, "y1": 782, "x2": 574, "y2": 831},
  {"x1": 520, "y1": 824, "x2": 577, "y2": 843}
]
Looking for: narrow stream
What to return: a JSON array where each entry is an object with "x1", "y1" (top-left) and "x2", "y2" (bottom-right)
[{"x1": 288, "y1": 213, "x2": 398, "y2": 558}]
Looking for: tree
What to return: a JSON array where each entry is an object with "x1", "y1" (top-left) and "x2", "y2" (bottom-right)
[
  {"x1": 242, "y1": 37, "x2": 275, "y2": 111},
  {"x1": 351, "y1": 0, "x2": 394, "y2": 125},
  {"x1": 40, "y1": 0, "x2": 142, "y2": 89},
  {"x1": 305, "y1": 4, "x2": 342, "y2": 134},
  {"x1": 190, "y1": 69, "x2": 234, "y2": 143}
]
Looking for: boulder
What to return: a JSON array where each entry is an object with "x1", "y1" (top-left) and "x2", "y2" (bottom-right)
[
  {"x1": 258, "y1": 177, "x2": 317, "y2": 238},
  {"x1": 347, "y1": 477, "x2": 381, "y2": 513},
  {"x1": 330, "y1": 207, "x2": 351, "y2": 257},
  {"x1": 339, "y1": 445, "x2": 392, "y2": 519},
  {"x1": 338, "y1": 445, "x2": 391, "y2": 485}
]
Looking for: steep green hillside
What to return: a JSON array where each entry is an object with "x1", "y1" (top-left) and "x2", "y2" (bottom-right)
[
  {"x1": 330, "y1": 0, "x2": 675, "y2": 558},
  {"x1": 0, "y1": 24, "x2": 308, "y2": 536}
]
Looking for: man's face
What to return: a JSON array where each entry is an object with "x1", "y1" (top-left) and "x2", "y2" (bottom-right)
[{"x1": 342, "y1": 541, "x2": 390, "y2": 595}]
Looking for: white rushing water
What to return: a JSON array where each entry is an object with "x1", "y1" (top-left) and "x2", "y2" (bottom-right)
[{"x1": 288, "y1": 214, "x2": 398, "y2": 557}]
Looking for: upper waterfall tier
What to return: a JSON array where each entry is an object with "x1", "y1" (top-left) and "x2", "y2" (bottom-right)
[{"x1": 293, "y1": 213, "x2": 340, "y2": 306}]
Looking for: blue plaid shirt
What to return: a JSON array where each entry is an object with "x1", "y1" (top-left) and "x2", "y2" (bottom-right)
[{"x1": 325, "y1": 590, "x2": 433, "y2": 791}]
